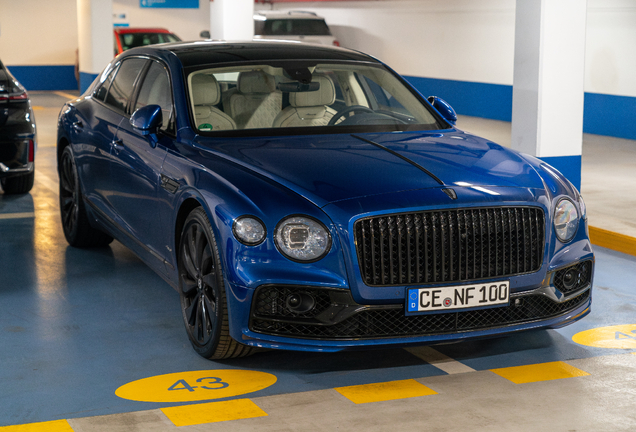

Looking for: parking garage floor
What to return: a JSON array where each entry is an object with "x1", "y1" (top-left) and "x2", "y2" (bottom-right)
[{"x1": 1, "y1": 92, "x2": 635, "y2": 431}]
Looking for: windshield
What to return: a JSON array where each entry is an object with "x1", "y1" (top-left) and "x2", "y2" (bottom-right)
[
  {"x1": 119, "y1": 32, "x2": 181, "y2": 51},
  {"x1": 186, "y1": 62, "x2": 445, "y2": 135},
  {"x1": 257, "y1": 19, "x2": 331, "y2": 36}
]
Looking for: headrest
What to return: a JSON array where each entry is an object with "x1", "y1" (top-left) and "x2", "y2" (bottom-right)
[
  {"x1": 289, "y1": 75, "x2": 336, "y2": 108},
  {"x1": 191, "y1": 74, "x2": 220, "y2": 106},
  {"x1": 238, "y1": 71, "x2": 277, "y2": 94}
]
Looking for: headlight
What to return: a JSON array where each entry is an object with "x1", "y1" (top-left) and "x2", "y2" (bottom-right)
[
  {"x1": 554, "y1": 198, "x2": 579, "y2": 242},
  {"x1": 578, "y1": 195, "x2": 586, "y2": 219},
  {"x1": 275, "y1": 216, "x2": 331, "y2": 262},
  {"x1": 233, "y1": 216, "x2": 266, "y2": 246}
]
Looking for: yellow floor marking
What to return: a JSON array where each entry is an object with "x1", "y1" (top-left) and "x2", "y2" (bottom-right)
[
  {"x1": 115, "y1": 369, "x2": 277, "y2": 403},
  {"x1": 161, "y1": 398, "x2": 267, "y2": 427},
  {"x1": 335, "y1": 379, "x2": 437, "y2": 404},
  {"x1": 589, "y1": 226, "x2": 636, "y2": 257},
  {"x1": 573, "y1": 324, "x2": 636, "y2": 349},
  {"x1": 491, "y1": 361, "x2": 590, "y2": 384},
  {"x1": 0, "y1": 212, "x2": 35, "y2": 220},
  {"x1": 0, "y1": 419, "x2": 74, "y2": 431},
  {"x1": 53, "y1": 91, "x2": 79, "y2": 100},
  {"x1": 31, "y1": 106, "x2": 45, "y2": 111}
]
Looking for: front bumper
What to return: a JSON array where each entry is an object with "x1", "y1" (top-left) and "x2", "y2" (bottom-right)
[
  {"x1": 0, "y1": 161, "x2": 34, "y2": 178},
  {"x1": 231, "y1": 259, "x2": 594, "y2": 352},
  {"x1": 0, "y1": 134, "x2": 35, "y2": 179}
]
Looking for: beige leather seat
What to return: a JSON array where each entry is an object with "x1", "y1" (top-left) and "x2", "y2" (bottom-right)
[
  {"x1": 272, "y1": 75, "x2": 337, "y2": 128},
  {"x1": 228, "y1": 71, "x2": 282, "y2": 129},
  {"x1": 191, "y1": 74, "x2": 236, "y2": 131}
]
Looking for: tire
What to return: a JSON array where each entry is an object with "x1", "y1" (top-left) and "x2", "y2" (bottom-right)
[
  {"x1": 178, "y1": 207, "x2": 254, "y2": 360},
  {"x1": 58, "y1": 146, "x2": 113, "y2": 247},
  {"x1": 1, "y1": 170, "x2": 34, "y2": 194}
]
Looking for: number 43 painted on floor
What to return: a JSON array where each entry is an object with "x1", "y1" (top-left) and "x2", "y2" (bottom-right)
[{"x1": 168, "y1": 377, "x2": 229, "y2": 392}]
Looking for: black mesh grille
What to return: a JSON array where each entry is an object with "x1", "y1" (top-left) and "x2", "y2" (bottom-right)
[
  {"x1": 354, "y1": 207, "x2": 545, "y2": 286},
  {"x1": 553, "y1": 260, "x2": 593, "y2": 295},
  {"x1": 250, "y1": 286, "x2": 590, "y2": 340}
]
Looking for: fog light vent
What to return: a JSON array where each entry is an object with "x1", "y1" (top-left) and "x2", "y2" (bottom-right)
[{"x1": 553, "y1": 260, "x2": 593, "y2": 294}]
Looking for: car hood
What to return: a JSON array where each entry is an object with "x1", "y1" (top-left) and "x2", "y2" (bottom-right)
[{"x1": 196, "y1": 130, "x2": 546, "y2": 208}]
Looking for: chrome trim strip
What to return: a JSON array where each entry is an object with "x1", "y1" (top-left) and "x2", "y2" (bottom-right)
[{"x1": 0, "y1": 162, "x2": 33, "y2": 174}]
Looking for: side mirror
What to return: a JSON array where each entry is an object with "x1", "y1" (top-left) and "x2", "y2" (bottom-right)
[
  {"x1": 130, "y1": 104, "x2": 163, "y2": 147},
  {"x1": 200, "y1": 30, "x2": 211, "y2": 39},
  {"x1": 427, "y1": 96, "x2": 457, "y2": 125}
]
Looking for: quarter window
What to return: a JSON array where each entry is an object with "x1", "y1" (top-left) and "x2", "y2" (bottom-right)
[{"x1": 94, "y1": 66, "x2": 118, "y2": 102}]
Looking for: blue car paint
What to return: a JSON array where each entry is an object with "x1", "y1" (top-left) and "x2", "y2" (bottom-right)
[{"x1": 56, "y1": 42, "x2": 594, "y2": 354}]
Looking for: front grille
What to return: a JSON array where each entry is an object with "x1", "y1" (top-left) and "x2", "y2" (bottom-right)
[
  {"x1": 354, "y1": 207, "x2": 545, "y2": 286},
  {"x1": 251, "y1": 289, "x2": 590, "y2": 340}
]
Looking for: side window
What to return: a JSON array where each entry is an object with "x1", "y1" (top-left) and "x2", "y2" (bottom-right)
[
  {"x1": 104, "y1": 58, "x2": 147, "y2": 113},
  {"x1": 360, "y1": 75, "x2": 409, "y2": 114},
  {"x1": 135, "y1": 61, "x2": 174, "y2": 131}
]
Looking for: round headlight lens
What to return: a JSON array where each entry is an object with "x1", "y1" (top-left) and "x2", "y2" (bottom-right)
[
  {"x1": 233, "y1": 216, "x2": 266, "y2": 246},
  {"x1": 275, "y1": 216, "x2": 331, "y2": 262},
  {"x1": 554, "y1": 198, "x2": 579, "y2": 242}
]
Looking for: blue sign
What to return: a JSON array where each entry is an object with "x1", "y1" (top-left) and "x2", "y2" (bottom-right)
[{"x1": 140, "y1": 0, "x2": 198, "y2": 8}]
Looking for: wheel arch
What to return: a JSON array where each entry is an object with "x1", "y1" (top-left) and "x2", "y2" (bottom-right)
[
  {"x1": 57, "y1": 137, "x2": 70, "y2": 173},
  {"x1": 174, "y1": 196, "x2": 204, "y2": 260}
]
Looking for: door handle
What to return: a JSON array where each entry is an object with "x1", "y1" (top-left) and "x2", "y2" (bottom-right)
[
  {"x1": 112, "y1": 139, "x2": 124, "y2": 153},
  {"x1": 72, "y1": 121, "x2": 83, "y2": 131}
]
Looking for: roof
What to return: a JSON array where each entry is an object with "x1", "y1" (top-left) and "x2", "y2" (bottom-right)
[
  {"x1": 254, "y1": 10, "x2": 324, "y2": 20},
  {"x1": 114, "y1": 27, "x2": 174, "y2": 35},
  {"x1": 155, "y1": 40, "x2": 376, "y2": 68}
]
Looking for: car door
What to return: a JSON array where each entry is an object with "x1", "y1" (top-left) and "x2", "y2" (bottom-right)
[
  {"x1": 109, "y1": 59, "x2": 173, "y2": 272},
  {"x1": 71, "y1": 63, "x2": 126, "y2": 219}
]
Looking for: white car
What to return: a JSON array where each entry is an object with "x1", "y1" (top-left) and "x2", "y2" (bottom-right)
[{"x1": 253, "y1": 10, "x2": 340, "y2": 46}]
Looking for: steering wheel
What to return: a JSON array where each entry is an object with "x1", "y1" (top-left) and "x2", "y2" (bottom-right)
[{"x1": 327, "y1": 105, "x2": 374, "y2": 126}]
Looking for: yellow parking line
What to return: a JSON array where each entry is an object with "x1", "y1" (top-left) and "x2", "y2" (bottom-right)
[
  {"x1": 53, "y1": 91, "x2": 79, "y2": 100},
  {"x1": 0, "y1": 212, "x2": 35, "y2": 220},
  {"x1": 335, "y1": 379, "x2": 437, "y2": 404},
  {"x1": 161, "y1": 398, "x2": 267, "y2": 427},
  {"x1": 490, "y1": 361, "x2": 590, "y2": 384},
  {"x1": 0, "y1": 419, "x2": 74, "y2": 431}
]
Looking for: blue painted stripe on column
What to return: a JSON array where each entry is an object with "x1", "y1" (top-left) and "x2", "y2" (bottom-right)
[
  {"x1": 5, "y1": 65, "x2": 78, "y2": 91},
  {"x1": 140, "y1": 0, "x2": 198, "y2": 8},
  {"x1": 403, "y1": 76, "x2": 513, "y2": 122},
  {"x1": 404, "y1": 76, "x2": 636, "y2": 141},
  {"x1": 539, "y1": 155, "x2": 582, "y2": 192},
  {"x1": 583, "y1": 92, "x2": 636, "y2": 140},
  {"x1": 79, "y1": 72, "x2": 99, "y2": 94}
]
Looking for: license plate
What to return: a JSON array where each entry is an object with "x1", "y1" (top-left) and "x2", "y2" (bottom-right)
[{"x1": 406, "y1": 281, "x2": 510, "y2": 314}]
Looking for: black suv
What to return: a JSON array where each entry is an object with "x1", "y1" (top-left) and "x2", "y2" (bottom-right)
[{"x1": 0, "y1": 60, "x2": 36, "y2": 194}]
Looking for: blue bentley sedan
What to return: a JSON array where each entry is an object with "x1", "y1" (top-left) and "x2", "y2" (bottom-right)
[{"x1": 57, "y1": 41, "x2": 594, "y2": 359}]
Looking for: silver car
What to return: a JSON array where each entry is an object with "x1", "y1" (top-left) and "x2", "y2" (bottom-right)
[{"x1": 254, "y1": 10, "x2": 340, "y2": 46}]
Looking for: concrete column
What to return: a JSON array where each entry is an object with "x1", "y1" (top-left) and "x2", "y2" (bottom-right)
[
  {"x1": 77, "y1": 0, "x2": 113, "y2": 93},
  {"x1": 511, "y1": 0, "x2": 587, "y2": 191},
  {"x1": 209, "y1": 0, "x2": 254, "y2": 41}
]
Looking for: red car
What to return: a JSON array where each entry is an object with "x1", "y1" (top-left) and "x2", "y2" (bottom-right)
[{"x1": 113, "y1": 27, "x2": 181, "y2": 56}]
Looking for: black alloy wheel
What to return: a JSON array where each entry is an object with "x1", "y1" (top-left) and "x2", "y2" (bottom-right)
[
  {"x1": 58, "y1": 146, "x2": 112, "y2": 247},
  {"x1": 178, "y1": 207, "x2": 253, "y2": 359}
]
